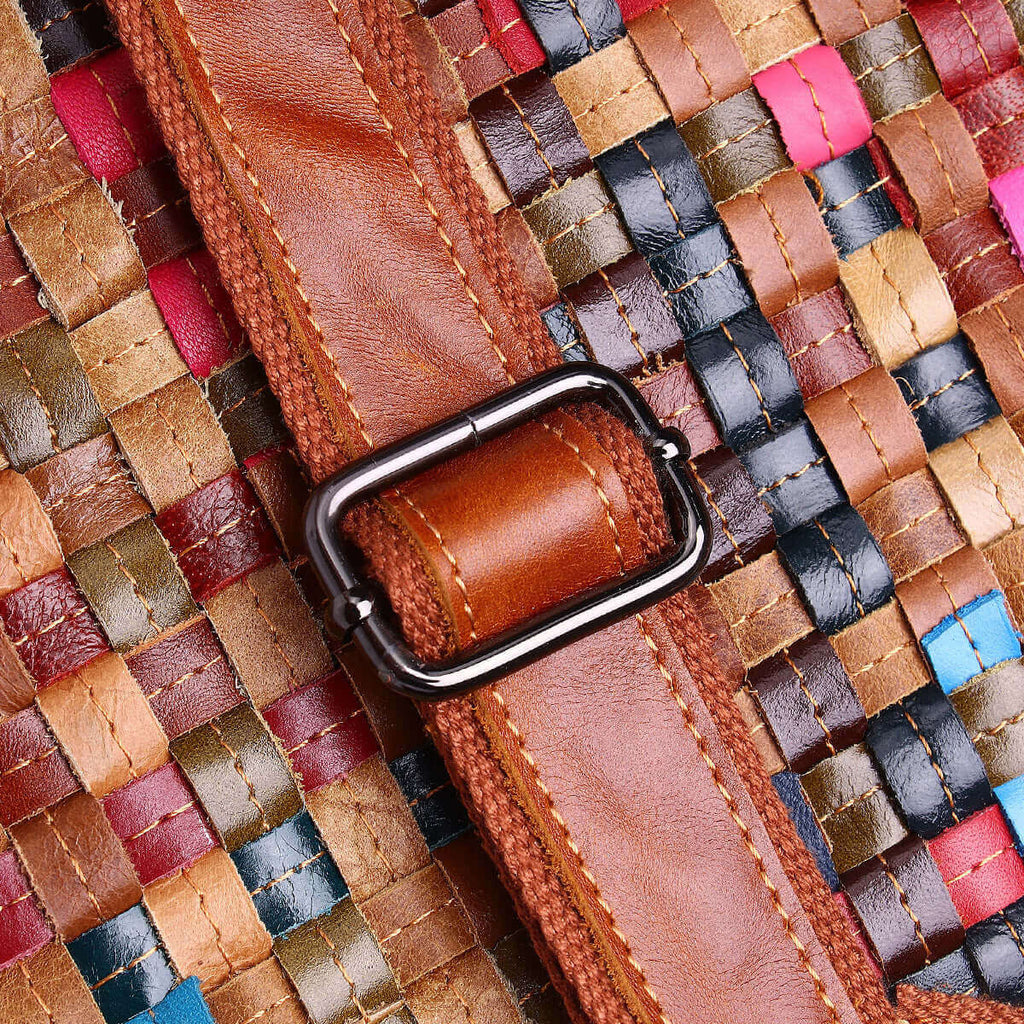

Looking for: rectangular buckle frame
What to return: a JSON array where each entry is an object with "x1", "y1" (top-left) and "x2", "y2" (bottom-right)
[{"x1": 304, "y1": 363, "x2": 710, "y2": 700}]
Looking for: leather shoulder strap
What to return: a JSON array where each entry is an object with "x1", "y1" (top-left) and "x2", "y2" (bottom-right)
[{"x1": 106, "y1": 0, "x2": 871, "y2": 1020}]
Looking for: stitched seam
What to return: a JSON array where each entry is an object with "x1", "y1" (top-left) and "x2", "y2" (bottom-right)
[
  {"x1": 176, "y1": 506, "x2": 263, "y2": 556},
  {"x1": 17, "y1": 961, "x2": 54, "y2": 1024},
  {"x1": 499, "y1": 84, "x2": 558, "y2": 191},
  {"x1": 1, "y1": 747, "x2": 57, "y2": 777},
  {"x1": 947, "y1": 844, "x2": 1013, "y2": 884},
  {"x1": 972, "y1": 109, "x2": 1024, "y2": 137},
  {"x1": 877, "y1": 851, "x2": 932, "y2": 962},
  {"x1": 0, "y1": 272, "x2": 31, "y2": 289},
  {"x1": 942, "y1": 238, "x2": 1008, "y2": 276},
  {"x1": 314, "y1": 923, "x2": 370, "y2": 1018},
  {"x1": 596, "y1": 266, "x2": 648, "y2": 371},
  {"x1": 540, "y1": 202, "x2": 616, "y2": 246},
  {"x1": 446, "y1": 966, "x2": 480, "y2": 1024},
  {"x1": 691, "y1": 464, "x2": 743, "y2": 560},
  {"x1": 124, "y1": 801, "x2": 194, "y2": 842},
  {"x1": 152, "y1": 397, "x2": 202, "y2": 488},
  {"x1": 953, "y1": 0, "x2": 994, "y2": 74},
  {"x1": 37, "y1": 1, "x2": 100, "y2": 31},
  {"x1": 184, "y1": 253, "x2": 235, "y2": 350},
  {"x1": 788, "y1": 321, "x2": 853, "y2": 361},
  {"x1": 868, "y1": 240, "x2": 921, "y2": 348},
  {"x1": 125, "y1": 194, "x2": 190, "y2": 229},
  {"x1": 237, "y1": 995, "x2": 296, "y2": 1024},
  {"x1": 338, "y1": 771, "x2": 398, "y2": 881},
  {"x1": 853, "y1": 45, "x2": 923, "y2": 80},
  {"x1": 536, "y1": 419, "x2": 626, "y2": 569},
  {"x1": 838, "y1": 380, "x2": 893, "y2": 480},
  {"x1": 820, "y1": 784, "x2": 883, "y2": 821},
  {"x1": 249, "y1": 850, "x2": 325, "y2": 895},
  {"x1": 54, "y1": 207, "x2": 107, "y2": 304},
  {"x1": 735, "y1": 1, "x2": 803, "y2": 34},
  {"x1": 902, "y1": 707, "x2": 958, "y2": 823},
  {"x1": 180, "y1": 866, "x2": 235, "y2": 973},
  {"x1": 907, "y1": 366, "x2": 976, "y2": 410},
  {"x1": 391, "y1": 488, "x2": 479, "y2": 643},
  {"x1": 789, "y1": 58, "x2": 834, "y2": 159},
  {"x1": 563, "y1": 0, "x2": 596, "y2": 52},
  {"x1": 0, "y1": 525, "x2": 28, "y2": 584},
  {"x1": 912, "y1": 109, "x2": 959, "y2": 218},
  {"x1": 208, "y1": 718, "x2": 270, "y2": 832},
  {"x1": 5, "y1": 337, "x2": 59, "y2": 453},
  {"x1": 848, "y1": 639, "x2": 914, "y2": 677},
  {"x1": 1000, "y1": 908, "x2": 1024, "y2": 960},
  {"x1": 41, "y1": 807, "x2": 102, "y2": 917},
  {"x1": 879, "y1": 505, "x2": 941, "y2": 542},
  {"x1": 167, "y1": 0, "x2": 377, "y2": 447},
  {"x1": 636, "y1": 612, "x2": 841, "y2": 1022},
  {"x1": 321, "y1": 0, "x2": 515, "y2": 388},
  {"x1": 962, "y1": 429, "x2": 1016, "y2": 523},
  {"x1": 91, "y1": 946, "x2": 160, "y2": 990},
  {"x1": 576, "y1": 77, "x2": 650, "y2": 119},
  {"x1": 700, "y1": 118, "x2": 773, "y2": 160},
  {"x1": 813, "y1": 518, "x2": 866, "y2": 617},
  {"x1": 44, "y1": 468, "x2": 129, "y2": 511},
  {"x1": 933, "y1": 564, "x2": 986, "y2": 672},
  {"x1": 0, "y1": 892, "x2": 32, "y2": 913},
  {"x1": 825, "y1": 176, "x2": 887, "y2": 212},
  {"x1": 83, "y1": 326, "x2": 168, "y2": 373},
  {"x1": 757, "y1": 455, "x2": 826, "y2": 495},
  {"x1": 285, "y1": 707, "x2": 363, "y2": 754},
  {"x1": 633, "y1": 137, "x2": 686, "y2": 242},
  {"x1": 81, "y1": 665, "x2": 139, "y2": 778},
  {"x1": 380, "y1": 896, "x2": 456, "y2": 942},
  {"x1": 664, "y1": 256, "x2": 735, "y2": 294},
  {"x1": 88, "y1": 66, "x2": 141, "y2": 167},
  {"x1": 488, "y1": 681, "x2": 674, "y2": 1024},
  {"x1": 730, "y1": 586, "x2": 793, "y2": 628},
  {"x1": 783, "y1": 650, "x2": 837, "y2": 755},
  {"x1": 10, "y1": 605, "x2": 88, "y2": 646},
  {"x1": 104, "y1": 537, "x2": 162, "y2": 637},
  {"x1": 144, "y1": 654, "x2": 223, "y2": 699},
  {"x1": 974, "y1": 706, "x2": 1024, "y2": 741},
  {"x1": 660, "y1": 6, "x2": 714, "y2": 101},
  {"x1": 241, "y1": 573, "x2": 299, "y2": 684},
  {"x1": 756, "y1": 190, "x2": 803, "y2": 302}
]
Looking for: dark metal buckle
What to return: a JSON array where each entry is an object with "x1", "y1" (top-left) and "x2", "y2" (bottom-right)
[{"x1": 304, "y1": 363, "x2": 711, "y2": 700}]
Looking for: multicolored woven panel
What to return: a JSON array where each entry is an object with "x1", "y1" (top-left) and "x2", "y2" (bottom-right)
[
  {"x1": 407, "y1": 0, "x2": 1024, "y2": 1002},
  {"x1": 0, "y1": 4, "x2": 566, "y2": 1022}
]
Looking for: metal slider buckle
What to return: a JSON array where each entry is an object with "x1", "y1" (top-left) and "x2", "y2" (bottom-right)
[{"x1": 304, "y1": 363, "x2": 711, "y2": 700}]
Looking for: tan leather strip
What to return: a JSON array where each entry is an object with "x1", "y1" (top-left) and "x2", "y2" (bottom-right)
[{"x1": 106, "y1": 0, "x2": 862, "y2": 1020}]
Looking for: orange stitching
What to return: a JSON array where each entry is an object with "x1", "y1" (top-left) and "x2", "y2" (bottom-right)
[
  {"x1": 55, "y1": 208, "x2": 107, "y2": 304},
  {"x1": 81, "y1": 665, "x2": 140, "y2": 779},
  {"x1": 878, "y1": 505, "x2": 941, "y2": 543},
  {"x1": 660, "y1": 5, "x2": 714, "y2": 101},
  {"x1": 124, "y1": 194, "x2": 190, "y2": 229},
  {"x1": 176, "y1": 506, "x2": 263, "y2": 557},
  {"x1": 184, "y1": 253, "x2": 236, "y2": 351},
  {"x1": 104, "y1": 537, "x2": 162, "y2": 637},
  {"x1": 10, "y1": 605, "x2": 89, "y2": 647},
  {"x1": 1000, "y1": 908, "x2": 1024, "y2": 960},
  {"x1": 734, "y1": 1, "x2": 803, "y2": 34},
  {"x1": 906, "y1": 367, "x2": 976, "y2": 410},
  {"x1": 0, "y1": 272, "x2": 31, "y2": 290},
  {"x1": 912, "y1": 109, "x2": 959, "y2": 219},
  {"x1": 37, "y1": 1, "x2": 98, "y2": 31},
  {"x1": 942, "y1": 238, "x2": 1009, "y2": 277},
  {"x1": 391, "y1": 488, "x2": 479, "y2": 643},
  {"x1": 563, "y1": 0, "x2": 596, "y2": 52},
  {"x1": 314, "y1": 922, "x2": 386, "y2": 1020},
  {"x1": 540, "y1": 202, "x2": 616, "y2": 246},
  {"x1": 636, "y1": 612, "x2": 842, "y2": 1022},
  {"x1": 242, "y1": 573, "x2": 299, "y2": 684},
  {"x1": 819, "y1": 784, "x2": 883, "y2": 821},
  {"x1": 847, "y1": 639, "x2": 915, "y2": 678},
  {"x1": 575, "y1": 77, "x2": 650, "y2": 120},
  {"x1": 700, "y1": 118, "x2": 773, "y2": 160},
  {"x1": 249, "y1": 850, "x2": 325, "y2": 895},
  {"x1": 537, "y1": 419, "x2": 626, "y2": 569},
  {"x1": 691, "y1": 463, "x2": 743, "y2": 559},
  {"x1": 446, "y1": 965, "x2": 482, "y2": 1024},
  {"x1": 88, "y1": 66, "x2": 140, "y2": 166},
  {"x1": 722, "y1": 320, "x2": 775, "y2": 430},
  {"x1": 837, "y1": 380, "x2": 892, "y2": 480},
  {"x1": 788, "y1": 321, "x2": 853, "y2": 361},
  {"x1": 0, "y1": 525, "x2": 28, "y2": 585},
  {"x1": 125, "y1": 801, "x2": 194, "y2": 843},
  {"x1": 0, "y1": 891, "x2": 33, "y2": 913},
  {"x1": 5, "y1": 337, "x2": 59, "y2": 453},
  {"x1": 664, "y1": 255, "x2": 735, "y2": 294},
  {"x1": 756, "y1": 190, "x2": 803, "y2": 302},
  {"x1": 933, "y1": 564, "x2": 985, "y2": 672},
  {"x1": 91, "y1": 946, "x2": 160, "y2": 990},
  {"x1": 179, "y1": 867, "x2": 235, "y2": 973},
  {"x1": 82, "y1": 326, "x2": 168, "y2": 374},
  {"x1": 877, "y1": 850, "x2": 932, "y2": 961},
  {"x1": 17, "y1": 960, "x2": 54, "y2": 1024},
  {"x1": 783, "y1": 650, "x2": 836, "y2": 756},
  {"x1": 321, "y1": 0, "x2": 515, "y2": 389},
  {"x1": 596, "y1": 266, "x2": 648, "y2": 372},
  {"x1": 972, "y1": 109, "x2": 1024, "y2": 138},
  {"x1": 757, "y1": 455, "x2": 827, "y2": 495},
  {"x1": 285, "y1": 706, "x2": 364, "y2": 755},
  {"x1": 974, "y1": 707, "x2": 1024, "y2": 742},
  {"x1": 338, "y1": 771, "x2": 398, "y2": 881},
  {"x1": 42, "y1": 807, "x2": 103, "y2": 917},
  {"x1": 152, "y1": 396, "x2": 202, "y2": 488},
  {"x1": 237, "y1": 994, "x2": 296, "y2": 1024},
  {"x1": 380, "y1": 896, "x2": 456, "y2": 942},
  {"x1": 43, "y1": 467, "x2": 129, "y2": 512},
  {"x1": 789, "y1": 58, "x2": 834, "y2": 160},
  {"x1": 901, "y1": 707, "x2": 958, "y2": 823},
  {"x1": 208, "y1": 718, "x2": 270, "y2": 832},
  {"x1": 144, "y1": 654, "x2": 224, "y2": 700},
  {"x1": 947, "y1": 845, "x2": 1013, "y2": 884},
  {"x1": 853, "y1": 45, "x2": 922, "y2": 79},
  {"x1": 812, "y1": 518, "x2": 866, "y2": 618},
  {"x1": 633, "y1": 137, "x2": 686, "y2": 242},
  {"x1": 962, "y1": 428, "x2": 1017, "y2": 524},
  {"x1": 730, "y1": 586, "x2": 793, "y2": 628},
  {"x1": 167, "y1": 0, "x2": 377, "y2": 447},
  {"x1": 952, "y1": 0, "x2": 994, "y2": 74},
  {"x1": 823, "y1": 176, "x2": 887, "y2": 212},
  {"x1": 499, "y1": 84, "x2": 558, "y2": 191},
  {"x1": 0, "y1": 746, "x2": 57, "y2": 777},
  {"x1": 868, "y1": 241, "x2": 922, "y2": 348}
]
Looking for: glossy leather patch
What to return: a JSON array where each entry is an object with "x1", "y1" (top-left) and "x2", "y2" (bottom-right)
[
  {"x1": 867, "y1": 683, "x2": 992, "y2": 839},
  {"x1": 779, "y1": 504, "x2": 895, "y2": 634},
  {"x1": 965, "y1": 895, "x2": 1024, "y2": 1004},
  {"x1": 772, "y1": 771, "x2": 840, "y2": 890},
  {"x1": 391, "y1": 745, "x2": 470, "y2": 851},
  {"x1": 124, "y1": 976, "x2": 215, "y2": 1024},
  {"x1": 231, "y1": 810, "x2": 349, "y2": 938},
  {"x1": 516, "y1": 0, "x2": 624, "y2": 71}
]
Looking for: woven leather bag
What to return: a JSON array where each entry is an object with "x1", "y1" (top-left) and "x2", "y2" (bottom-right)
[{"x1": 3, "y1": 0, "x2": 1024, "y2": 1021}]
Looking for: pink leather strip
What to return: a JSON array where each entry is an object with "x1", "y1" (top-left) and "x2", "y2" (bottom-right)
[
  {"x1": 991, "y1": 165, "x2": 1024, "y2": 263},
  {"x1": 754, "y1": 45, "x2": 872, "y2": 172}
]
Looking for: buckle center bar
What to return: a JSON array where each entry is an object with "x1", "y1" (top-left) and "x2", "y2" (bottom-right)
[{"x1": 304, "y1": 363, "x2": 711, "y2": 700}]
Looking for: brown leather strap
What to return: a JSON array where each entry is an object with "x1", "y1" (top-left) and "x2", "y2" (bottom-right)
[{"x1": 105, "y1": 0, "x2": 872, "y2": 1020}]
